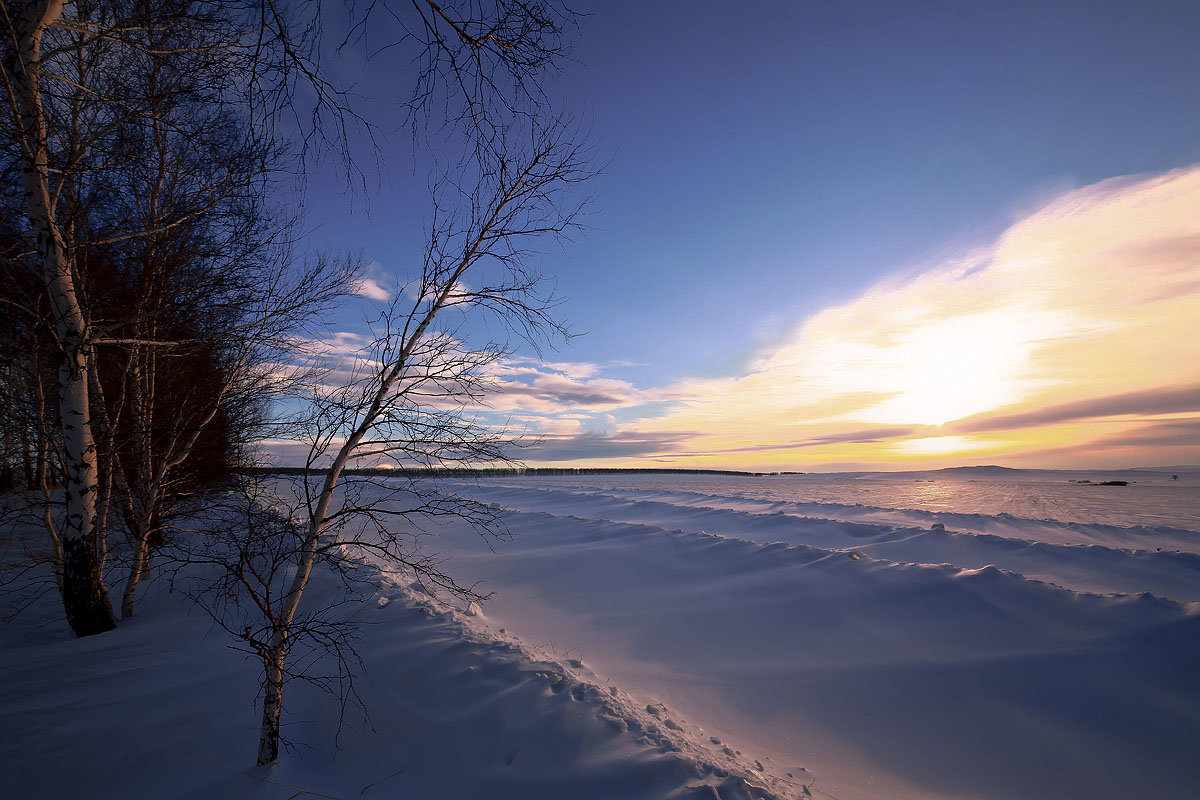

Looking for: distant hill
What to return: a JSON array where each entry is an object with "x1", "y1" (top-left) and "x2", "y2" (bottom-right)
[
  {"x1": 824, "y1": 464, "x2": 1200, "y2": 482},
  {"x1": 1127, "y1": 465, "x2": 1200, "y2": 472},
  {"x1": 930, "y1": 465, "x2": 1026, "y2": 475}
]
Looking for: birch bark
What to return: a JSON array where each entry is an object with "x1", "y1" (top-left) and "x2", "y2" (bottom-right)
[{"x1": 13, "y1": 0, "x2": 115, "y2": 635}]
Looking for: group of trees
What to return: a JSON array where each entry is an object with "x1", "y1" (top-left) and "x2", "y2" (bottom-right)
[
  {"x1": 1, "y1": 0, "x2": 589, "y2": 765},
  {"x1": 2, "y1": 0, "x2": 351, "y2": 632}
]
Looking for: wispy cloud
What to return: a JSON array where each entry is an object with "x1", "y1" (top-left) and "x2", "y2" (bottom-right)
[
  {"x1": 950, "y1": 385, "x2": 1200, "y2": 434},
  {"x1": 476, "y1": 359, "x2": 654, "y2": 414},
  {"x1": 515, "y1": 431, "x2": 696, "y2": 462},
  {"x1": 262, "y1": 166, "x2": 1200, "y2": 469},
  {"x1": 486, "y1": 376, "x2": 638, "y2": 409},
  {"x1": 729, "y1": 426, "x2": 929, "y2": 453},
  {"x1": 350, "y1": 260, "x2": 394, "y2": 301},
  {"x1": 589, "y1": 165, "x2": 1200, "y2": 467},
  {"x1": 350, "y1": 277, "x2": 391, "y2": 301}
]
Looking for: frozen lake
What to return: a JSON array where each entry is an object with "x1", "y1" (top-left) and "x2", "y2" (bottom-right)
[
  {"x1": 477, "y1": 468, "x2": 1200, "y2": 529},
  {"x1": 366, "y1": 469, "x2": 1200, "y2": 800}
]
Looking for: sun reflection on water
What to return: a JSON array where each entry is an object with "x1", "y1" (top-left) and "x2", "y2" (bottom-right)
[{"x1": 907, "y1": 481, "x2": 955, "y2": 508}]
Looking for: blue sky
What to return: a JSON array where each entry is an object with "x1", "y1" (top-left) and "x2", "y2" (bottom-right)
[{"x1": 290, "y1": 1, "x2": 1200, "y2": 469}]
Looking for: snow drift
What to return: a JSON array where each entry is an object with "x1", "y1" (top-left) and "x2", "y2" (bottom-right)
[{"x1": 404, "y1": 476, "x2": 1200, "y2": 800}]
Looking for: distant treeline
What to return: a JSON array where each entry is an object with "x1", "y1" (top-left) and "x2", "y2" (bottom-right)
[{"x1": 243, "y1": 466, "x2": 804, "y2": 478}]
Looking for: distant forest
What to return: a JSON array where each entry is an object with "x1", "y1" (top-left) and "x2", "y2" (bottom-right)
[{"x1": 245, "y1": 467, "x2": 806, "y2": 478}]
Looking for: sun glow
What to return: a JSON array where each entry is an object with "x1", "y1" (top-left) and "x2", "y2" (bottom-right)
[
  {"x1": 894, "y1": 435, "x2": 982, "y2": 455},
  {"x1": 404, "y1": 167, "x2": 1200, "y2": 470},
  {"x1": 836, "y1": 309, "x2": 1072, "y2": 426},
  {"x1": 612, "y1": 166, "x2": 1200, "y2": 468}
]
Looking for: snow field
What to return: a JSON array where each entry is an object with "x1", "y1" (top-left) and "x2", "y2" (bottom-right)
[
  {"x1": 5, "y1": 473, "x2": 1199, "y2": 800},
  {"x1": 0, "y1": 529, "x2": 790, "y2": 799},
  {"x1": 387, "y1": 478, "x2": 1200, "y2": 800}
]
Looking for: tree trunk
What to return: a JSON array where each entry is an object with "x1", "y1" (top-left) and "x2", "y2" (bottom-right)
[
  {"x1": 52, "y1": 294, "x2": 114, "y2": 636},
  {"x1": 14, "y1": 0, "x2": 115, "y2": 636},
  {"x1": 121, "y1": 528, "x2": 149, "y2": 619},
  {"x1": 257, "y1": 638, "x2": 287, "y2": 765},
  {"x1": 61, "y1": 533, "x2": 115, "y2": 635}
]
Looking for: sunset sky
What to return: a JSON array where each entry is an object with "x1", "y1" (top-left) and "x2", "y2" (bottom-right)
[{"x1": 295, "y1": 1, "x2": 1200, "y2": 471}]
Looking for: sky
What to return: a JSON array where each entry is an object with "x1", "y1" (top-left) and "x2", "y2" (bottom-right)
[{"x1": 289, "y1": 0, "x2": 1200, "y2": 471}]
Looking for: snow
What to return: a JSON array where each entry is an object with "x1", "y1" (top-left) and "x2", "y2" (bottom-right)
[
  {"x1": 4, "y1": 472, "x2": 1199, "y2": 799},
  {"x1": 400, "y1": 476, "x2": 1200, "y2": 799},
  {"x1": 0, "y1": 523, "x2": 785, "y2": 799}
]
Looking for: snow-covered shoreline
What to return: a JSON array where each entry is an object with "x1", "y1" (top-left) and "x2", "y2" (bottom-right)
[
  {"x1": 5, "y1": 472, "x2": 1199, "y2": 799},
  {"x1": 406, "y1": 476, "x2": 1200, "y2": 799},
  {"x1": 0, "y1": 524, "x2": 792, "y2": 800}
]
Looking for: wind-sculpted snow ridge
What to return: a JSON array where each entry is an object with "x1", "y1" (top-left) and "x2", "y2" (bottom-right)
[
  {"x1": 385, "y1": 577, "x2": 801, "y2": 799},
  {"x1": 460, "y1": 479, "x2": 1200, "y2": 552},
  {"x1": 0, "y1": 529, "x2": 792, "y2": 800},
  {"x1": 409, "y1": 479, "x2": 1200, "y2": 800},
  {"x1": 443, "y1": 481, "x2": 1200, "y2": 602}
]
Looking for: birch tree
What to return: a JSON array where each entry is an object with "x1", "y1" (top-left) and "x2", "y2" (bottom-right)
[
  {"x1": 88, "y1": 16, "x2": 351, "y2": 618},
  {"x1": 3, "y1": 0, "x2": 581, "y2": 638},
  {"x1": 3, "y1": 0, "x2": 118, "y2": 634},
  {"x1": 2, "y1": 0, "x2": 332, "y2": 630},
  {"x1": 183, "y1": 121, "x2": 590, "y2": 764},
  {"x1": 103, "y1": 252, "x2": 350, "y2": 620}
]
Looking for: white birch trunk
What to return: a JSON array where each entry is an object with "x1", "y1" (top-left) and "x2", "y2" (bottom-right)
[
  {"x1": 257, "y1": 640, "x2": 287, "y2": 765},
  {"x1": 120, "y1": 517, "x2": 150, "y2": 620},
  {"x1": 14, "y1": 0, "x2": 114, "y2": 635}
]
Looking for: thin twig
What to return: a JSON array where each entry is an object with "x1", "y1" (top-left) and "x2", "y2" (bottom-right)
[{"x1": 358, "y1": 749, "x2": 420, "y2": 796}]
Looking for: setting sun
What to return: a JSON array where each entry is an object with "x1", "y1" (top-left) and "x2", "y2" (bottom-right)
[
  {"x1": 841, "y1": 310, "x2": 1067, "y2": 426},
  {"x1": 550, "y1": 166, "x2": 1200, "y2": 471}
]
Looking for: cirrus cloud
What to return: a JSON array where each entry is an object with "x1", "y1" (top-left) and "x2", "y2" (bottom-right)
[
  {"x1": 608, "y1": 165, "x2": 1200, "y2": 469},
  {"x1": 261, "y1": 165, "x2": 1200, "y2": 470}
]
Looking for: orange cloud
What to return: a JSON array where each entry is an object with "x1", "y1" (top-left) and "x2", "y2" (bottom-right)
[
  {"x1": 261, "y1": 166, "x2": 1200, "y2": 470},
  {"x1": 575, "y1": 165, "x2": 1200, "y2": 469}
]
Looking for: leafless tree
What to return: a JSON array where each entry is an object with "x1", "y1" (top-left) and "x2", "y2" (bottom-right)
[
  {"x1": 3, "y1": 0, "x2": 119, "y2": 633},
  {"x1": 2, "y1": 0, "x2": 581, "y2": 637},
  {"x1": 1, "y1": 0, "x2": 359, "y2": 632},
  {"x1": 84, "y1": 23, "x2": 341, "y2": 620},
  {"x1": 4, "y1": 0, "x2": 593, "y2": 772},
  {"x1": 186, "y1": 120, "x2": 590, "y2": 765},
  {"x1": 104, "y1": 254, "x2": 352, "y2": 620},
  {"x1": 175, "y1": 472, "x2": 372, "y2": 758}
]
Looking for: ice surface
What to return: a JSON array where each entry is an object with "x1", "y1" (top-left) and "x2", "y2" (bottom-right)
[
  {"x1": 4, "y1": 471, "x2": 1198, "y2": 800},
  {"x1": 391, "y1": 474, "x2": 1200, "y2": 800}
]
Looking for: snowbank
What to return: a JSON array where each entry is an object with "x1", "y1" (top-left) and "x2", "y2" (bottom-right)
[
  {"x1": 396, "y1": 478, "x2": 1200, "y2": 800},
  {"x1": 6, "y1": 473, "x2": 1199, "y2": 800},
  {"x1": 0, "y1": 528, "x2": 787, "y2": 800}
]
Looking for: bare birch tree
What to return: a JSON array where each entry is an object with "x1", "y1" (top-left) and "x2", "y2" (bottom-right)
[
  {"x1": 183, "y1": 121, "x2": 591, "y2": 764},
  {"x1": 2, "y1": 0, "x2": 581, "y2": 637},
  {"x1": 3, "y1": 0, "x2": 119, "y2": 634},
  {"x1": 1, "y1": 0, "x2": 348, "y2": 630},
  {"x1": 105, "y1": 252, "x2": 351, "y2": 620}
]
